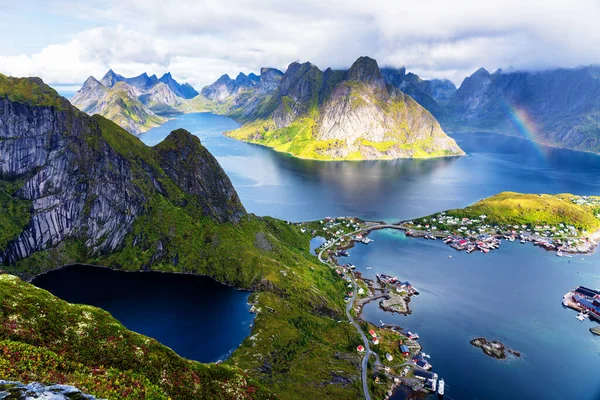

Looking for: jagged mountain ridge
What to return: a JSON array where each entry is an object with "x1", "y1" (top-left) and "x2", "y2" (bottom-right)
[
  {"x1": 222, "y1": 56, "x2": 464, "y2": 160},
  {"x1": 72, "y1": 70, "x2": 202, "y2": 134}
]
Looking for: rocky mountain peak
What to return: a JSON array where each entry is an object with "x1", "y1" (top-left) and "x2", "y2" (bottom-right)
[
  {"x1": 100, "y1": 69, "x2": 123, "y2": 87},
  {"x1": 81, "y1": 76, "x2": 103, "y2": 90},
  {"x1": 347, "y1": 56, "x2": 385, "y2": 87},
  {"x1": 154, "y1": 128, "x2": 246, "y2": 223}
]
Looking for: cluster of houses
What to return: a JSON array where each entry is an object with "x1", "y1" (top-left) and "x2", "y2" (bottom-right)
[
  {"x1": 404, "y1": 211, "x2": 594, "y2": 255},
  {"x1": 377, "y1": 274, "x2": 420, "y2": 295}
]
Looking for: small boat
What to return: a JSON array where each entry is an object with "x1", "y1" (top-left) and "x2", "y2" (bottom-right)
[
  {"x1": 448, "y1": 255, "x2": 452, "y2": 258},
  {"x1": 438, "y1": 379, "x2": 445, "y2": 396},
  {"x1": 422, "y1": 353, "x2": 431, "y2": 358},
  {"x1": 562, "y1": 297, "x2": 569, "y2": 307},
  {"x1": 407, "y1": 331, "x2": 420, "y2": 340},
  {"x1": 366, "y1": 267, "x2": 372, "y2": 270},
  {"x1": 557, "y1": 250, "x2": 564, "y2": 257},
  {"x1": 576, "y1": 311, "x2": 586, "y2": 321},
  {"x1": 520, "y1": 239, "x2": 526, "y2": 244}
]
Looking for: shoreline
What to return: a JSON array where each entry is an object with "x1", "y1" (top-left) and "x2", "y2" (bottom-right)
[
  {"x1": 27, "y1": 263, "x2": 254, "y2": 293},
  {"x1": 223, "y1": 131, "x2": 466, "y2": 162}
]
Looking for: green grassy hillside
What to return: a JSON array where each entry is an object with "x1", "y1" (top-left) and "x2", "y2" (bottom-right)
[
  {"x1": 446, "y1": 192, "x2": 600, "y2": 231},
  {"x1": 0, "y1": 274, "x2": 273, "y2": 400}
]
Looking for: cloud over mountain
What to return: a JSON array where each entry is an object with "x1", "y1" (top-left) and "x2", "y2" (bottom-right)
[{"x1": 2, "y1": 0, "x2": 600, "y2": 87}]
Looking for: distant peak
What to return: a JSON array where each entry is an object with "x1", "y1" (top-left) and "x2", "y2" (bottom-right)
[
  {"x1": 472, "y1": 67, "x2": 491, "y2": 77},
  {"x1": 347, "y1": 56, "x2": 384, "y2": 85},
  {"x1": 82, "y1": 76, "x2": 102, "y2": 88}
]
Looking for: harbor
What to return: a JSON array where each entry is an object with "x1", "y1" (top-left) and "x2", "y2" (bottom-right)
[
  {"x1": 562, "y1": 286, "x2": 600, "y2": 324},
  {"x1": 401, "y1": 208, "x2": 600, "y2": 256},
  {"x1": 312, "y1": 219, "x2": 447, "y2": 399}
]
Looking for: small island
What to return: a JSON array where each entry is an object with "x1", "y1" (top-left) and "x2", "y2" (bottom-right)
[{"x1": 470, "y1": 337, "x2": 521, "y2": 360}]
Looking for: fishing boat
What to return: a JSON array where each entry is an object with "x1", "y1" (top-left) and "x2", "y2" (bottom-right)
[
  {"x1": 576, "y1": 311, "x2": 587, "y2": 321},
  {"x1": 438, "y1": 379, "x2": 445, "y2": 396},
  {"x1": 407, "y1": 331, "x2": 420, "y2": 340}
]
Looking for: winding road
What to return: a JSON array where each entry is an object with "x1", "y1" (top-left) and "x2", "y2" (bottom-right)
[{"x1": 317, "y1": 223, "x2": 394, "y2": 400}]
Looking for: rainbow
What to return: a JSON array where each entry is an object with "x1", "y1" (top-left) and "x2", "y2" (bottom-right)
[{"x1": 499, "y1": 99, "x2": 549, "y2": 157}]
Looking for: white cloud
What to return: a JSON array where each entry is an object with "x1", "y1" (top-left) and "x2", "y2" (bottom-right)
[{"x1": 2, "y1": 0, "x2": 600, "y2": 88}]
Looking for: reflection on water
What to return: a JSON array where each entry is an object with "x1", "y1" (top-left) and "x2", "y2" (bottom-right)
[{"x1": 141, "y1": 113, "x2": 600, "y2": 222}]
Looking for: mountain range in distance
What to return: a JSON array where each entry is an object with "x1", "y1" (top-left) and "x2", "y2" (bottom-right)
[
  {"x1": 71, "y1": 70, "x2": 207, "y2": 134},
  {"x1": 69, "y1": 60, "x2": 600, "y2": 157}
]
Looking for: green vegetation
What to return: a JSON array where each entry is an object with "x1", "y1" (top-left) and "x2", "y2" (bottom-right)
[
  {"x1": 225, "y1": 78, "x2": 463, "y2": 161},
  {"x1": 446, "y1": 192, "x2": 600, "y2": 232},
  {"x1": 0, "y1": 274, "x2": 272, "y2": 399},
  {"x1": 0, "y1": 73, "x2": 69, "y2": 110},
  {"x1": 0, "y1": 181, "x2": 31, "y2": 250},
  {"x1": 1, "y1": 105, "x2": 363, "y2": 398}
]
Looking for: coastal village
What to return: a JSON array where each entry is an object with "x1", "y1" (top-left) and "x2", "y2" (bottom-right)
[
  {"x1": 296, "y1": 203, "x2": 600, "y2": 398},
  {"x1": 401, "y1": 195, "x2": 600, "y2": 256},
  {"x1": 298, "y1": 216, "x2": 446, "y2": 398}
]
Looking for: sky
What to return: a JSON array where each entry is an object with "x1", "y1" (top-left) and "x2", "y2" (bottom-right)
[{"x1": 2, "y1": 0, "x2": 600, "y2": 91}]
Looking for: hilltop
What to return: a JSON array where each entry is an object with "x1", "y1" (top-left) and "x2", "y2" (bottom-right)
[{"x1": 446, "y1": 192, "x2": 600, "y2": 232}]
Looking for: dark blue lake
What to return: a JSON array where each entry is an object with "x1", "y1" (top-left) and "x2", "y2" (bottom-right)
[{"x1": 32, "y1": 265, "x2": 254, "y2": 363}]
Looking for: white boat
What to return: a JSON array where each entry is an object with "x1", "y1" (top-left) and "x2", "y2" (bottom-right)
[
  {"x1": 576, "y1": 311, "x2": 586, "y2": 321},
  {"x1": 520, "y1": 239, "x2": 526, "y2": 244},
  {"x1": 438, "y1": 379, "x2": 445, "y2": 396},
  {"x1": 407, "y1": 331, "x2": 420, "y2": 340},
  {"x1": 366, "y1": 267, "x2": 372, "y2": 270},
  {"x1": 562, "y1": 297, "x2": 568, "y2": 307},
  {"x1": 557, "y1": 250, "x2": 564, "y2": 257},
  {"x1": 421, "y1": 353, "x2": 431, "y2": 358}
]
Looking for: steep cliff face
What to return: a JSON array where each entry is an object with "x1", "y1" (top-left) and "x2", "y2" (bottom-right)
[
  {"x1": 380, "y1": 67, "x2": 457, "y2": 118},
  {"x1": 225, "y1": 56, "x2": 464, "y2": 160},
  {"x1": 154, "y1": 129, "x2": 245, "y2": 223},
  {"x1": 0, "y1": 75, "x2": 244, "y2": 265}
]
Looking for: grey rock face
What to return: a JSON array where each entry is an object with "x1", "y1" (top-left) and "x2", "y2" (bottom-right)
[
  {"x1": 0, "y1": 98, "x2": 145, "y2": 264},
  {"x1": 155, "y1": 129, "x2": 246, "y2": 223},
  {"x1": 0, "y1": 380, "x2": 99, "y2": 400}
]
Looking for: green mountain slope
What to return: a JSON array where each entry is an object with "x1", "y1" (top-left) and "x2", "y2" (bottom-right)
[
  {"x1": 0, "y1": 75, "x2": 362, "y2": 399},
  {"x1": 222, "y1": 57, "x2": 464, "y2": 160}
]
